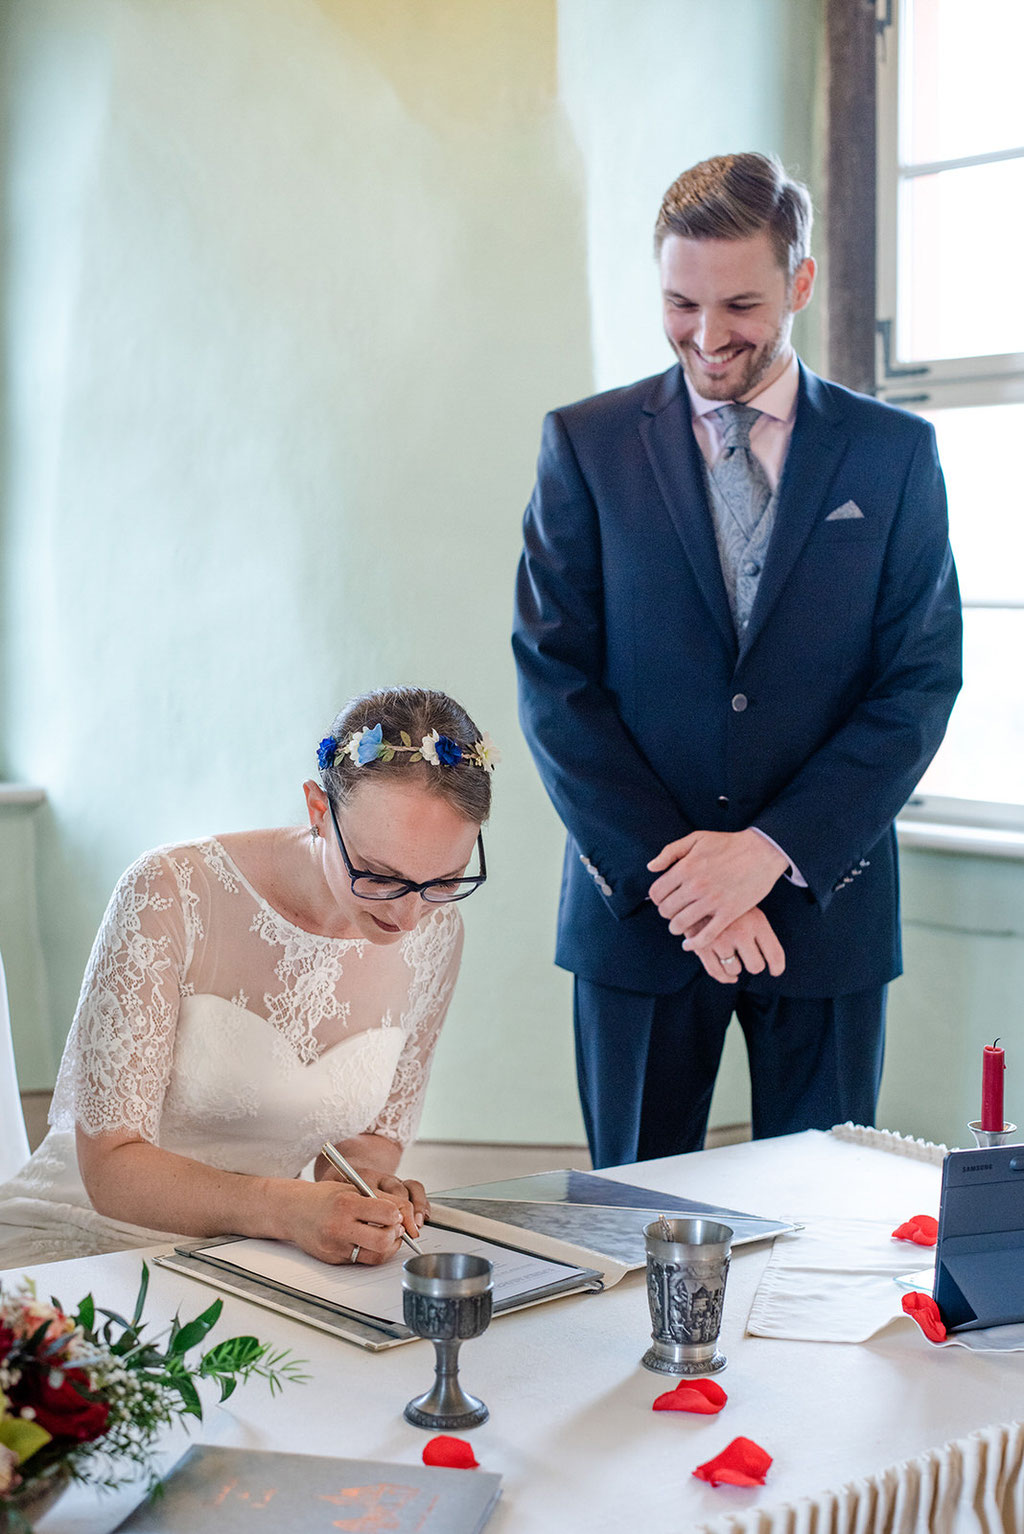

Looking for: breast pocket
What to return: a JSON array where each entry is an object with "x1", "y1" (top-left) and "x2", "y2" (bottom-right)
[
  {"x1": 822, "y1": 518, "x2": 886, "y2": 544},
  {"x1": 796, "y1": 521, "x2": 887, "y2": 654}
]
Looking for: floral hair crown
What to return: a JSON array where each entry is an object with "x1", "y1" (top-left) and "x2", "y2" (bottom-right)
[{"x1": 318, "y1": 724, "x2": 500, "y2": 773}]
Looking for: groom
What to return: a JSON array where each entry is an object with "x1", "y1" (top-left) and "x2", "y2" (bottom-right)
[{"x1": 513, "y1": 152, "x2": 961, "y2": 1168}]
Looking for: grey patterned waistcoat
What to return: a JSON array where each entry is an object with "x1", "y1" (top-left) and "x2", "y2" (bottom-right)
[{"x1": 702, "y1": 403, "x2": 777, "y2": 634}]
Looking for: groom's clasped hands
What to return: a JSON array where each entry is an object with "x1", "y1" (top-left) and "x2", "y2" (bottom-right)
[{"x1": 647, "y1": 829, "x2": 788, "y2": 985}]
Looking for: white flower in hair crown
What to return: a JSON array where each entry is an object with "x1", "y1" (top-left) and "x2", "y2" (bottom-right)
[{"x1": 317, "y1": 725, "x2": 500, "y2": 772}]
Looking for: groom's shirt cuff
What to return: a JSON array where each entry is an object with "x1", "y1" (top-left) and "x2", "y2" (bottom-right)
[{"x1": 751, "y1": 827, "x2": 807, "y2": 888}]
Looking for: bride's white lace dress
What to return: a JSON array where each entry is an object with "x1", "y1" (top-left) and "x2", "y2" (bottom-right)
[{"x1": 0, "y1": 839, "x2": 463, "y2": 1268}]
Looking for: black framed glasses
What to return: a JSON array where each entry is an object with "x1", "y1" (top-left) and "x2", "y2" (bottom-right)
[{"x1": 328, "y1": 800, "x2": 486, "y2": 903}]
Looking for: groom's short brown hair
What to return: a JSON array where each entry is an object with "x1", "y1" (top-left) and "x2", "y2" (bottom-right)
[{"x1": 654, "y1": 152, "x2": 813, "y2": 279}]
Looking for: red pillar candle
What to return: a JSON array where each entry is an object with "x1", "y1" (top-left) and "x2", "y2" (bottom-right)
[{"x1": 981, "y1": 1041, "x2": 1005, "y2": 1132}]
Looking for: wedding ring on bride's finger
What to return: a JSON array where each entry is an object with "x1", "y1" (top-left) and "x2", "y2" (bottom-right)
[
  {"x1": 720, "y1": 954, "x2": 740, "y2": 968},
  {"x1": 349, "y1": 1245, "x2": 361, "y2": 1264}
]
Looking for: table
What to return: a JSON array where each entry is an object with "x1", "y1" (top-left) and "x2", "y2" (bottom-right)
[{"x1": 7, "y1": 1128, "x2": 1024, "y2": 1534}]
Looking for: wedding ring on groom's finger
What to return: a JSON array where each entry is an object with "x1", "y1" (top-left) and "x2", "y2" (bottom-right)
[
  {"x1": 719, "y1": 954, "x2": 740, "y2": 968},
  {"x1": 349, "y1": 1245, "x2": 361, "y2": 1264}
]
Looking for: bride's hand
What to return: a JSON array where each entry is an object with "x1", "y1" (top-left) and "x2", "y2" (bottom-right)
[
  {"x1": 329, "y1": 1163, "x2": 430, "y2": 1241},
  {"x1": 280, "y1": 1179, "x2": 405, "y2": 1266},
  {"x1": 312, "y1": 1153, "x2": 423, "y2": 1245}
]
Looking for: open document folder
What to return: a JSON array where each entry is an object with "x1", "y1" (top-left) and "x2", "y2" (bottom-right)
[
  {"x1": 431, "y1": 1168, "x2": 796, "y2": 1268},
  {"x1": 157, "y1": 1169, "x2": 793, "y2": 1350}
]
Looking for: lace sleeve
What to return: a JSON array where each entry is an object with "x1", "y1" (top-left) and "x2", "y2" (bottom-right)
[
  {"x1": 368, "y1": 906, "x2": 465, "y2": 1150},
  {"x1": 49, "y1": 849, "x2": 195, "y2": 1141}
]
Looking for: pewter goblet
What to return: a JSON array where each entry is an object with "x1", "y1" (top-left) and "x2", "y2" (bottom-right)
[
  {"x1": 642, "y1": 1217, "x2": 732, "y2": 1376},
  {"x1": 402, "y1": 1252, "x2": 493, "y2": 1430}
]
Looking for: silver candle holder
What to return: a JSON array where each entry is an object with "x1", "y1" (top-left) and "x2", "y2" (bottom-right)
[
  {"x1": 402, "y1": 1252, "x2": 493, "y2": 1431},
  {"x1": 967, "y1": 1121, "x2": 1019, "y2": 1149}
]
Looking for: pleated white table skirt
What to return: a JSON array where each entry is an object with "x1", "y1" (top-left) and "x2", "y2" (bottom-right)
[{"x1": 701, "y1": 1418, "x2": 1024, "y2": 1534}]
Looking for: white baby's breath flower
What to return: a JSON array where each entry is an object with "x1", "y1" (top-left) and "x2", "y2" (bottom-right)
[
  {"x1": 420, "y1": 730, "x2": 441, "y2": 767},
  {"x1": 346, "y1": 727, "x2": 368, "y2": 765}
]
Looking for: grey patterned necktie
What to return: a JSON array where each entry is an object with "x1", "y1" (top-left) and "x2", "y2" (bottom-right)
[{"x1": 709, "y1": 403, "x2": 771, "y2": 538}]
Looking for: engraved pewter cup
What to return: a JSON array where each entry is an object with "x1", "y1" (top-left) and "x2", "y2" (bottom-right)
[
  {"x1": 402, "y1": 1252, "x2": 493, "y2": 1429},
  {"x1": 642, "y1": 1218, "x2": 733, "y2": 1376}
]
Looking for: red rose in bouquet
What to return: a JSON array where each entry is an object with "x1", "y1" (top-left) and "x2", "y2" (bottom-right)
[{"x1": 16, "y1": 1365, "x2": 110, "y2": 1445}]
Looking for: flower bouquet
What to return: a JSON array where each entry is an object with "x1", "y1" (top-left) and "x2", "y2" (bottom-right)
[{"x1": 0, "y1": 1263, "x2": 305, "y2": 1531}]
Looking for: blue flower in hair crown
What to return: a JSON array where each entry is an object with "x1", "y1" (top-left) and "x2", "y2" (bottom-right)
[{"x1": 317, "y1": 726, "x2": 500, "y2": 772}]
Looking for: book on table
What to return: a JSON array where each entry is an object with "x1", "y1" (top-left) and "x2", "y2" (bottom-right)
[
  {"x1": 156, "y1": 1169, "x2": 793, "y2": 1350},
  {"x1": 112, "y1": 1444, "x2": 501, "y2": 1533}
]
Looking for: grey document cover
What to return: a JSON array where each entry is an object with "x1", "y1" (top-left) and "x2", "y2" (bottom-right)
[
  {"x1": 432, "y1": 1168, "x2": 795, "y2": 1269},
  {"x1": 114, "y1": 1444, "x2": 501, "y2": 1533}
]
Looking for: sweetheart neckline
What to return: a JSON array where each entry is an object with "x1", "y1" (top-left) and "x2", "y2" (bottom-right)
[{"x1": 176, "y1": 994, "x2": 403, "y2": 1069}]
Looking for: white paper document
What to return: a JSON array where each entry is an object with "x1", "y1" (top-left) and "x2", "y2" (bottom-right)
[{"x1": 193, "y1": 1225, "x2": 586, "y2": 1325}]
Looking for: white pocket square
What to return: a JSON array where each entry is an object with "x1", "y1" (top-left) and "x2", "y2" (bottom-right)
[{"x1": 826, "y1": 500, "x2": 864, "y2": 521}]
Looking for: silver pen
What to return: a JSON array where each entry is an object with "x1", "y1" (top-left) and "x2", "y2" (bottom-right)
[{"x1": 319, "y1": 1141, "x2": 424, "y2": 1255}]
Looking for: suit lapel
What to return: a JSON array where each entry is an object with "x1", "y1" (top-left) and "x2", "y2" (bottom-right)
[
  {"x1": 638, "y1": 368, "x2": 736, "y2": 655},
  {"x1": 739, "y1": 364, "x2": 849, "y2": 658}
]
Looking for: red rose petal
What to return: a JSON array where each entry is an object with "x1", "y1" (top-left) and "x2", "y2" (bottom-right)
[
  {"x1": 653, "y1": 1378, "x2": 727, "y2": 1414},
  {"x1": 892, "y1": 1214, "x2": 939, "y2": 1247},
  {"x1": 422, "y1": 1436, "x2": 479, "y2": 1470},
  {"x1": 693, "y1": 1436, "x2": 772, "y2": 1488},
  {"x1": 901, "y1": 1290, "x2": 947, "y2": 1343}
]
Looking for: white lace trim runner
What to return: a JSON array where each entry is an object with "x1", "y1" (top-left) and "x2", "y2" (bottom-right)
[
  {"x1": 696, "y1": 1417, "x2": 1024, "y2": 1534},
  {"x1": 829, "y1": 1121, "x2": 948, "y2": 1166}
]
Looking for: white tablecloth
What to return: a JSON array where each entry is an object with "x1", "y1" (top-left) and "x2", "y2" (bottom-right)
[{"x1": 5, "y1": 1128, "x2": 1023, "y2": 1534}]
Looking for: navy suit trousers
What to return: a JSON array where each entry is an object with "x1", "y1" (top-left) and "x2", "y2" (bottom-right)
[{"x1": 573, "y1": 974, "x2": 887, "y2": 1168}]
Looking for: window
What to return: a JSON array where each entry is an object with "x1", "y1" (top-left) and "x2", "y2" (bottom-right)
[{"x1": 876, "y1": 0, "x2": 1024, "y2": 821}]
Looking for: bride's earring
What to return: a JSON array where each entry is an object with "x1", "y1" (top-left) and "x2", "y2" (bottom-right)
[{"x1": 310, "y1": 825, "x2": 320, "y2": 842}]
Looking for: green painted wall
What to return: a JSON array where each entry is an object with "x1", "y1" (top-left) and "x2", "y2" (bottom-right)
[
  {"x1": 5, "y1": 0, "x2": 1014, "y2": 1151},
  {"x1": 557, "y1": 0, "x2": 825, "y2": 392},
  {"x1": 0, "y1": 799, "x2": 53, "y2": 1087},
  {"x1": 0, "y1": 0, "x2": 824, "y2": 1140},
  {"x1": 880, "y1": 850, "x2": 1024, "y2": 1150},
  {"x1": 0, "y1": 0, "x2": 591, "y2": 1136}
]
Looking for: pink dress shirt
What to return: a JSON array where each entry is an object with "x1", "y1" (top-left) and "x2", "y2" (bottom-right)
[{"x1": 685, "y1": 350, "x2": 800, "y2": 488}]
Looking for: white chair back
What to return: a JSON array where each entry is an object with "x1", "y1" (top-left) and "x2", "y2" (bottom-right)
[{"x1": 0, "y1": 947, "x2": 31, "y2": 1180}]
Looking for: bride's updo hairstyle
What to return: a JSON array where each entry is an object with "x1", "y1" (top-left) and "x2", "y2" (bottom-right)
[{"x1": 319, "y1": 687, "x2": 492, "y2": 825}]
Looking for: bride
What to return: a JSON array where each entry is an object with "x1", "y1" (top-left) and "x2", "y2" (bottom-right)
[{"x1": 0, "y1": 687, "x2": 497, "y2": 1270}]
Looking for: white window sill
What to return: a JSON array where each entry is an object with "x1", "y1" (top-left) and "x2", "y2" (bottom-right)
[
  {"x1": 896, "y1": 818, "x2": 1024, "y2": 860},
  {"x1": 0, "y1": 784, "x2": 46, "y2": 807}
]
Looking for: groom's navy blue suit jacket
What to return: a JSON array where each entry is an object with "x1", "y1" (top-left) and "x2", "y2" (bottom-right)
[{"x1": 513, "y1": 362, "x2": 962, "y2": 999}]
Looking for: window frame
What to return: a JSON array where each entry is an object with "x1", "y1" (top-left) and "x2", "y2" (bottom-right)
[
  {"x1": 875, "y1": 0, "x2": 1024, "y2": 410},
  {"x1": 874, "y1": 0, "x2": 1024, "y2": 835}
]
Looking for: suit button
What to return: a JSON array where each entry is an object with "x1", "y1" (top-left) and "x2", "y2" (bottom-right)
[
  {"x1": 742, "y1": 560, "x2": 760, "y2": 576},
  {"x1": 717, "y1": 795, "x2": 730, "y2": 808},
  {"x1": 731, "y1": 693, "x2": 748, "y2": 712}
]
